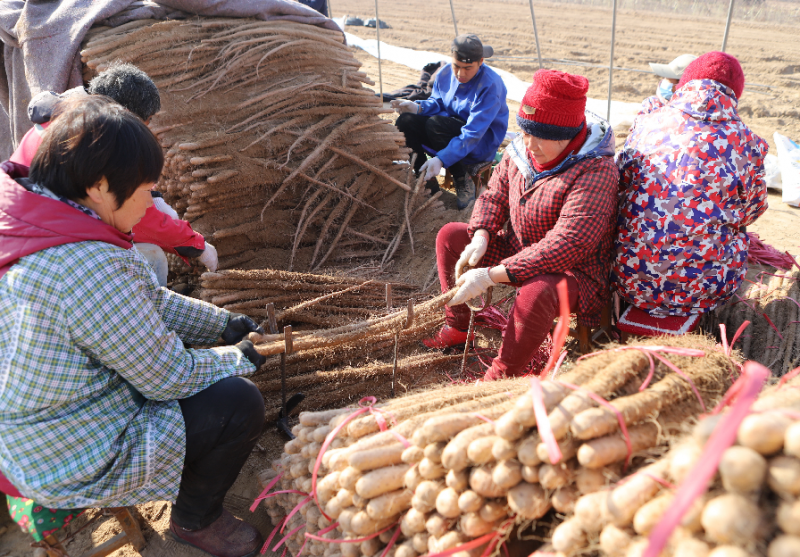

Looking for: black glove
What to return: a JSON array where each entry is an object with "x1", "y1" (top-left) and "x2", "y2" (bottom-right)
[
  {"x1": 221, "y1": 313, "x2": 264, "y2": 345},
  {"x1": 236, "y1": 340, "x2": 267, "y2": 369}
]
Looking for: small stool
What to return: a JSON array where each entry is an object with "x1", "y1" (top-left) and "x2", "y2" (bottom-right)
[
  {"x1": 5, "y1": 492, "x2": 146, "y2": 557},
  {"x1": 616, "y1": 305, "x2": 701, "y2": 343}
]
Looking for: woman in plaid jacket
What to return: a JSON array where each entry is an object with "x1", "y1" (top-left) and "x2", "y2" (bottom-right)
[
  {"x1": 0, "y1": 97, "x2": 267, "y2": 557},
  {"x1": 423, "y1": 70, "x2": 619, "y2": 380}
]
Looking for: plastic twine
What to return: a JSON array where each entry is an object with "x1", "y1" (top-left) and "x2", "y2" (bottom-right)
[
  {"x1": 779, "y1": 365, "x2": 800, "y2": 388},
  {"x1": 304, "y1": 522, "x2": 396, "y2": 544},
  {"x1": 643, "y1": 361, "x2": 769, "y2": 557},
  {"x1": 378, "y1": 526, "x2": 402, "y2": 557},
  {"x1": 530, "y1": 376, "x2": 561, "y2": 465},
  {"x1": 282, "y1": 496, "x2": 312, "y2": 532},
  {"x1": 541, "y1": 279, "x2": 570, "y2": 377},
  {"x1": 425, "y1": 518, "x2": 515, "y2": 557},
  {"x1": 250, "y1": 472, "x2": 284, "y2": 512},
  {"x1": 261, "y1": 517, "x2": 286, "y2": 554},
  {"x1": 273, "y1": 523, "x2": 305, "y2": 552},
  {"x1": 312, "y1": 397, "x2": 408, "y2": 520}
]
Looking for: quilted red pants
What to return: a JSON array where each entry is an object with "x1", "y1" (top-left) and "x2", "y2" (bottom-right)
[{"x1": 436, "y1": 222, "x2": 578, "y2": 377}]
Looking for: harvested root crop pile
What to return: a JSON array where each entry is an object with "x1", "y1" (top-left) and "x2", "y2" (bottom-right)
[
  {"x1": 253, "y1": 334, "x2": 739, "y2": 557},
  {"x1": 199, "y1": 269, "x2": 418, "y2": 328},
  {"x1": 81, "y1": 18, "x2": 441, "y2": 275},
  {"x1": 540, "y1": 367, "x2": 800, "y2": 557},
  {"x1": 204, "y1": 274, "x2": 457, "y2": 419},
  {"x1": 702, "y1": 267, "x2": 800, "y2": 375}
]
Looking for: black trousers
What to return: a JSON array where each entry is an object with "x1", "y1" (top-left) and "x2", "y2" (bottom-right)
[
  {"x1": 395, "y1": 113, "x2": 467, "y2": 180},
  {"x1": 171, "y1": 377, "x2": 265, "y2": 530}
]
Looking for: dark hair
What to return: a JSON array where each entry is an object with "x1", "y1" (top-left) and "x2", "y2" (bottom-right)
[
  {"x1": 30, "y1": 96, "x2": 164, "y2": 208},
  {"x1": 87, "y1": 62, "x2": 161, "y2": 121}
]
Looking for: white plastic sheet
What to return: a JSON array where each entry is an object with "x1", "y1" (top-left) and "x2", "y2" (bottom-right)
[
  {"x1": 343, "y1": 32, "x2": 642, "y2": 130},
  {"x1": 774, "y1": 132, "x2": 800, "y2": 207}
]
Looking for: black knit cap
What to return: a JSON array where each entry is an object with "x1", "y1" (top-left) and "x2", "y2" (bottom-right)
[{"x1": 451, "y1": 34, "x2": 493, "y2": 64}]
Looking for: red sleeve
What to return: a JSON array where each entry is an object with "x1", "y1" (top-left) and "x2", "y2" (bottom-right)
[
  {"x1": 9, "y1": 126, "x2": 45, "y2": 166},
  {"x1": 132, "y1": 206, "x2": 206, "y2": 256}
]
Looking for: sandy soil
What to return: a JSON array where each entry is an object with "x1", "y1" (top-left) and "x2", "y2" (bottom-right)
[{"x1": 2, "y1": 3, "x2": 800, "y2": 555}]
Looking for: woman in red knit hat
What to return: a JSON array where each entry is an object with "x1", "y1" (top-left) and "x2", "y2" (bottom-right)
[
  {"x1": 613, "y1": 51, "x2": 768, "y2": 322},
  {"x1": 423, "y1": 69, "x2": 619, "y2": 380}
]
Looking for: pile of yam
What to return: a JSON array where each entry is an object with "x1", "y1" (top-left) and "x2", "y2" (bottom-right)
[
  {"x1": 254, "y1": 334, "x2": 740, "y2": 557},
  {"x1": 199, "y1": 269, "x2": 418, "y2": 329},
  {"x1": 539, "y1": 369, "x2": 800, "y2": 557},
  {"x1": 81, "y1": 18, "x2": 445, "y2": 275},
  {"x1": 243, "y1": 286, "x2": 457, "y2": 420},
  {"x1": 703, "y1": 267, "x2": 800, "y2": 375}
]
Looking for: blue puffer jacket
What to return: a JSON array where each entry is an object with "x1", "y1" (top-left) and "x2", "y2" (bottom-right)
[{"x1": 416, "y1": 64, "x2": 509, "y2": 167}]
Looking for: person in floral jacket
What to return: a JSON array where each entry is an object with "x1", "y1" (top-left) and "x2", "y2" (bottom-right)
[
  {"x1": 423, "y1": 70, "x2": 619, "y2": 380},
  {"x1": 613, "y1": 52, "x2": 769, "y2": 317}
]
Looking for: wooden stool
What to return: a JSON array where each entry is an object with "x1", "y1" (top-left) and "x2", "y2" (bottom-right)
[
  {"x1": 37, "y1": 507, "x2": 145, "y2": 557},
  {"x1": 443, "y1": 161, "x2": 494, "y2": 194}
]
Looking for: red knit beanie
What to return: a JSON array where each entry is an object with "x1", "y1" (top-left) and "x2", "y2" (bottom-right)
[
  {"x1": 517, "y1": 69, "x2": 588, "y2": 140},
  {"x1": 677, "y1": 51, "x2": 745, "y2": 99}
]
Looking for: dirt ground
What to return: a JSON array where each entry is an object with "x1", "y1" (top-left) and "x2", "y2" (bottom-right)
[{"x1": 3, "y1": 2, "x2": 800, "y2": 555}]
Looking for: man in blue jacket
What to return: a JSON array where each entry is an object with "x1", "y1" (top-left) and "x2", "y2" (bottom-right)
[{"x1": 392, "y1": 34, "x2": 509, "y2": 209}]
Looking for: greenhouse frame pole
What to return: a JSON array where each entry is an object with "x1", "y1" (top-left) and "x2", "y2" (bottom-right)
[
  {"x1": 449, "y1": 0, "x2": 459, "y2": 36},
  {"x1": 721, "y1": 0, "x2": 735, "y2": 52},
  {"x1": 374, "y1": 0, "x2": 383, "y2": 101},
  {"x1": 527, "y1": 0, "x2": 544, "y2": 69},
  {"x1": 606, "y1": 0, "x2": 618, "y2": 122}
]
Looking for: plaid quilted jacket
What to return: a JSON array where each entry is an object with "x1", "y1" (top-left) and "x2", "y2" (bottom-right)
[
  {"x1": 0, "y1": 241, "x2": 255, "y2": 508},
  {"x1": 612, "y1": 79, "x2": 769, "y2": 316},
  {"x1": 468, "y1": 113, "x2": 620, "y2": 327}
]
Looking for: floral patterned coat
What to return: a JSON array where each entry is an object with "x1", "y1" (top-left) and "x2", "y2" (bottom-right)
[{"x1": 612, "y1": 79, "x2": 769, "y2": 316}]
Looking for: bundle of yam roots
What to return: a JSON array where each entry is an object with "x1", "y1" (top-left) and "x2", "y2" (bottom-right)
[
  {"x1": 201, "y1": 276, "x2": 460, "y2": 420},
  {"x1": 199, "y1": 269, "x2": 418, "y2": 329},
  {"x1": 535, "y1": 367, "x2": 800, "y2": 557},
  {"x1": 254, "y1": 334, "x2": 743, "y2": 557},
  {"x1": 703, "y1": 267, "x2": 800, "y2": 376},
  {"x1": 81, "y1": 18, "x2": 444, "y2": 275}
]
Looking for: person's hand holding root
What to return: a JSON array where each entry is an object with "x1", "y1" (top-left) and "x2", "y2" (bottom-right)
[
  {"x1": 390, "y1": 100, "x2": 419, "y2": 114},
  {"x1": 235, "y1": 340, "x2": 267, "y2": 369},
  {"x1": 419, "y1": 157, "x2": 444, "y2": 181},
  {"x1": 455, "y1": 233, "x2": 489, "y2": 279},
  {"x1": 222, "y1": 313, "x2": 264, "y2": 344},
  {"x1": 448, "y1": 268, "x2": 496, "y2": 307}
]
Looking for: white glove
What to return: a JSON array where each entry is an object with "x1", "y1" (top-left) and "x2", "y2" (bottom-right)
[
  {"x1": 455, "y1": 234, "x2": 489, "y2": 280},
  {"x1": 448, "y1": 267, "x2": 495, "y2": 307},
  {"x1": 420, "y1": 156, "x2": 444, "y2": 181},
  {"x1": 390, "y1": 99, "x2": 419, "y2": 114},
  {"x1": 198, "y1": 241, "x2": 218, "y2": 272},
  {"x1": 153, "y1": 196, "x2": 180, "y2": 220}
]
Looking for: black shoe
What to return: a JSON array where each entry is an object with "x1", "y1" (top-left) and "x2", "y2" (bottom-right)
[
  {"x1": 454, "y1": 174, "x2": 475, "y2": 210},
  {"x1": 425, "y1": 178, "x2": 440, "y2": 194}
]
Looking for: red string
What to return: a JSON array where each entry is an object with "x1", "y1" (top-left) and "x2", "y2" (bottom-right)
[
  {"x1": 472, "y1": 412, "x2": 496, "y2": 426},
  {"x1": 779, "y1": 365, "x2": 800, "y2": 388},
  {"x1": 304, "y1": 522, "x2": 397, "y2": 544},
  {"x1": 273, "y1": 523, "x2": 305, "y2": 552},
  {"x1": 643, "y1": 361, "x2": 770, "y2": 557},
  {"x1": 378, "y1": 526, "x2": 402, "y2": 557},
  {"x1": 261, "y1": 517, "x2": 286, "y2": 554},
  {"x1": 541, "y1": 279, "x2": 570, "y2": 377},
  {"x1": 282, "y1": 496, "x2": 312, "y2": 532},
  {"x1": 312, "y1": 397, "x2": 409, "y2": 520},
  {"x1": 530, "y1": 376, "x2": 561, "y2": 464},
  {"x1": 250, "y1": 472, "x2": 284, "y2": 512}
]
